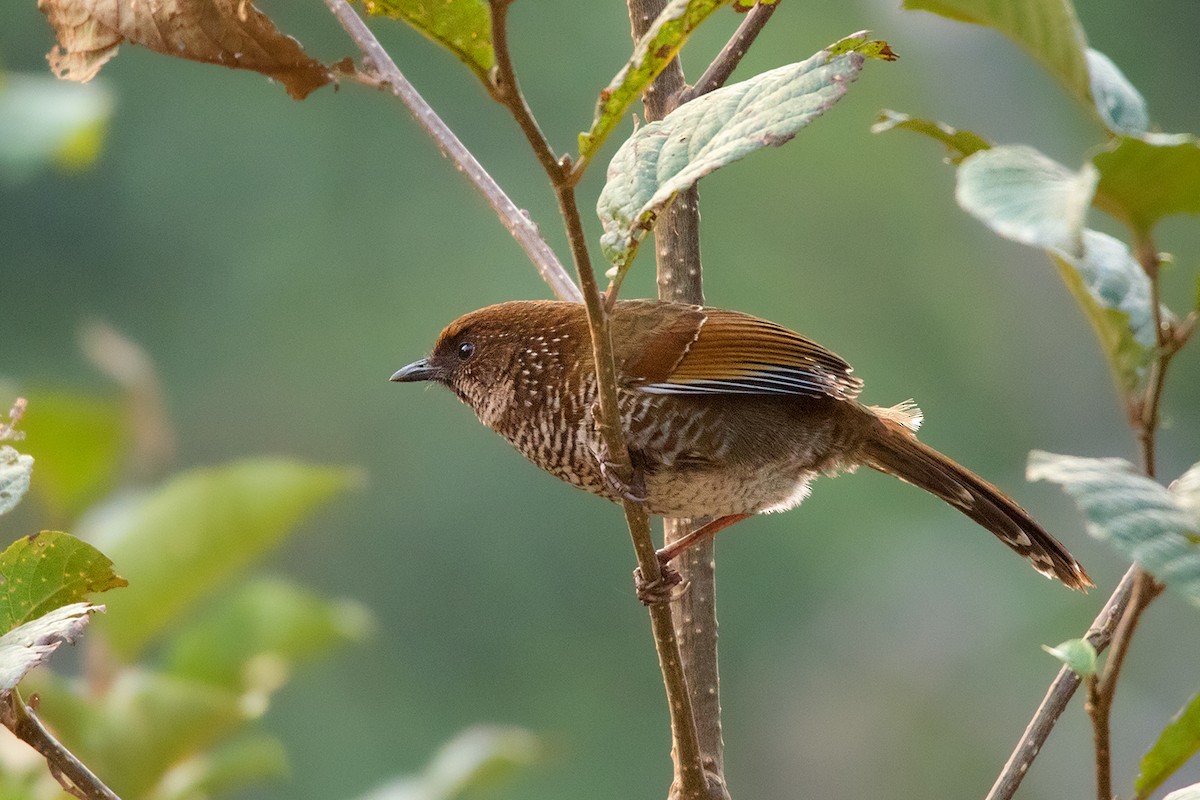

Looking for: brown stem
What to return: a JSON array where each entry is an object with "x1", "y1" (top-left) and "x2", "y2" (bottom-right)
[
  {"x1": 0, "y1": 691, "x2": 120, "y2": 800},
  {"x1": 679, "y1": 1, "x2": 780, "y2": 104},
  {"x1": 485, "y1": 3, "x2": 709, "y2": 796},
  {"x1": 323, "y1": 0, "x2": 581, "y2": 303}
]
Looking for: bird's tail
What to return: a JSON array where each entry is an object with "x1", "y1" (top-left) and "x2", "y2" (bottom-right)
[{"x1": 860, "y1": 402, "x2": 1093, "y2": 590}]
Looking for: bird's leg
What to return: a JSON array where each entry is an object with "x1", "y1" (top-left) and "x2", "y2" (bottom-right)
[
  {"x1": 656, "y1": 514, "x2": 753, "y2": 564},
  {"x1": 586, "y1": 404, "x2": 648, "y2": 502}
]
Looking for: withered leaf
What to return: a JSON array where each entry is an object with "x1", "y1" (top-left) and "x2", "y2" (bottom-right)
[{"x1": 39, "y1": 0, "x2": 335, "y2": 100}]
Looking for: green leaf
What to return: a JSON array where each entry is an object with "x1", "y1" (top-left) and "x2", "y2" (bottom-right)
[
  {"x1": 1027, "y1": 452, "x2": 1200, "y2": 607},
  {"x1": 0, "y1": 446, "x2": 34, "y2": 516},
  {"x1": 361, "y1": 0, "x2": 494, "y2": 83},
  {"x1": 579, "y1": 0, "x2": 732, "y2": 162},
  {"x1": 1093, "y1": 133, "x2": 1200, "y2": 239},
  {"x1": 871, "y1": 109, "x2": 991, "y2": 164},
  {"x1": 163, "y1": 577, "x2": 371, "y2": 691},
  {"x1": 0, "y1": 603, "x2": 98, "y2": 691},
  {"x1": 79, "y1": 459, "x2": 360, "y2": 659},
  {"x1": 1050, "y1": 229, "x2": 1155, "y2": 394},
  {"x1": 1163, "y1": 783, "x2": 1200, "y2": 800},
  {"x1": 955, "y1": 144, "x2": 1097, "y2": 256},
  {"x1": 19, "y1": 391, "x2": 127, "y2": 521},
  {"x1": 1137, "y1": 691, "x2": 1200, "y2": 799},
  {"x1": 155, "y1": 734, "x2": 288, "y2": 800},
  {"x1": 1086, "y1": 48, "x2": 1149, "y2": 136},
  {"x1": 353, "y1": 725, "x2": 538, "y2": 800},
  {"x1": 0, "y1": 75, "x2": 113, "y2": 182},
  {"x1": 32, "y1": 669, "x2": 249, "y2": 798},
  {"x1": 1040, "y1": 637, "x2": 1096, "y2": 676},
  {"x1": 0, "y1": 531, "x2": 126, "y2": 633},
  {"x1": 902, "y1": 0, "x2": 1089, "y2": 105},
  {"x1": 597, "y1": 32, "x2": 888, "y2": 270}
]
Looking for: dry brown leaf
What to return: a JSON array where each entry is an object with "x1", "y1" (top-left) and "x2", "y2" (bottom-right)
[{"x1": 38, "y1": 0, "x2": 334, "y2": 100}]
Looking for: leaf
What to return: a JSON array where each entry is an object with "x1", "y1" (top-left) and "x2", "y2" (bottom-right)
[
  {"x1": 18, "y1": 391, "x2": 127, "y2": 521},
  {"x1": 0, "y1": 75, "x2": 113, "y2": 182},
  {"x1": 31, "y1": 669, "x2": 249, "y2": 798},
  {"x1": 1093, "y1": 133, "x2": 1200, "y2": 239},
  {"x1": 871, "y1": 109, "x2": 991, "y2": 164},
  {"x1": 1137, "y1": 691, "x2": 1200, "y2": 799},
  {"x1": 0, "y1": 603, "x2": 99, "y2": 691},
  {"x1": 1163, "y1": 784, "x2": 1200, "y2": 800},
  {"x1": 1086, "y1": 48, "x2": 1149, "y2": 136},
  {"x1": 1028, "y1": 452, "x2": 1200, "y2": 607},
  {"x1": 955, "y1": 144, "x2": 1097, "y2": 256},
  {"x1": 0, "y1": 446, "x2": 34, "y2": 516},
  {"x1": 597, "y1": 32, "x2": 889, "y2": 270},
  {"x1": 0, "y1": 531, "x2": 126, "y2": 633},
  {"x1": 79, "y1": 459, "x2": 359, "y2": 658},
  {"x1": 1040, "y1": 637, "x2": 1096, "y2": 676},
  {"x1": 902, "y1": 0, "x2": 1090, "y2": 108},
  {"x1": 155, "y1": 734, "x2": 288, "y2": 800},
  {"x1": 38, "y1": 0, "x2": 334, "y2": 100},
  {"x1": 361, "y1": 0, "x2": 494, "y2": 83},
  {"x1": 162, "y1": 577, "x2": 372, "y2": 691},
  {"x1": 353, "y1": 725, "x2": 538, "y2": 800},
  {"x1": 1173, "y1": 464, "x2": 1200, "y2": 528},
  {"x1": 579, "y1": 0, "x2": 732, "y2": 161},
  {"x1": 1050, "y1": 229, "x2": 1155, "y2": 394}
]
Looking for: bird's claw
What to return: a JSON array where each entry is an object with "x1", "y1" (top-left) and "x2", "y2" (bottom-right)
[
  {"x1": 590, "y1": 441, "x2": 648, "y2": 503},
  {"x1": 634, "y1": 562, "x2": 684, "y2": 606}
]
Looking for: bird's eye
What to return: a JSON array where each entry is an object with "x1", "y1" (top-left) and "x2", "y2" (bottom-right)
[{"x1": 457, "y1": 342, "x2": 475, "y2": 361}]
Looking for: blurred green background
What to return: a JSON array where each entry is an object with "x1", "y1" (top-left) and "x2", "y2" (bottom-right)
[{"x1": 3, "y1": 1, "x2": 1200, "y2": 798}]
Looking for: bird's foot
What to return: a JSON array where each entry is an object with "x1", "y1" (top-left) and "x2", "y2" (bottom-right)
[
  {"x1": 634, "y1": 559, "x2": 683, "y2": 606},
  {"x1": 589, "y1": 441, "x2": 648, "y2": 503}
]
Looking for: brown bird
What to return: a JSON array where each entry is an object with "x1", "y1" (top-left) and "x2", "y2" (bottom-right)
[{"x1": 392, "y1": 300, "x2": 1092, "y2": 590}]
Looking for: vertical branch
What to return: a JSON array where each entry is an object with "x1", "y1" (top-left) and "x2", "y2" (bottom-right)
[
  {"x1": 485, "y1": 3, "x2": 710, "y2": 797},
  {"x1": 626, "y1": 2, "x2": 779, "y2": 797}
]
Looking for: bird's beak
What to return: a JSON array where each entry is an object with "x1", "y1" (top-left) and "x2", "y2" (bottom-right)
[{"x1": 390, "y1": 358, "x2": 442, "y2": 383}]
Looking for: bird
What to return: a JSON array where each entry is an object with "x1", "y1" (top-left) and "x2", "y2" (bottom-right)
[{"x1": 391, "y1": 299, "x2": 1092, "y2": 591}]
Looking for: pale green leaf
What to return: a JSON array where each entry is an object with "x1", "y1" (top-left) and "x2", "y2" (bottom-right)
[
  {"x1": 163, "y1": 577, "x2": 371, "y2": 691},
  {"x1": 1086, "y1": 48, "x2": 1149, "y2": 136},
  {"x1": 955, "y1": 145, "x2": 1097, "y2": 256},
  {"x1": 1173, "y1": 464, "x2": 1200, "y2": 529},
  {"x1": 871, "y1": 109, "x2": 990, "y2": 163},
  {"x1": 0, "y1": 75, "x2": 113, "y2": 182},
  {"x1": 353, "y1": 725, "x2": 538, "y2": 800},
  {"x1": 1093, "y1": 133, "x2": 1200, "y2": 239},
  {"x1": 902, "y1": 0, "x2": 1089, "y2": 104},
  {"x1": 1028, "y1": 452, "x2": 1200, "y2": 607},
  {"x1": 0, "y1": 446, "x2": 34, "y2": 516},
  {"x1": 155, "y1": 734, "x2": 288, "y2": 800},
  {"x1": 1049, "y1": 229, "x2": 1155, "y2": 394},
  {"x1": 0, "y1": 531, "x2": 126, "y2": 633},
  {"x1": 1137, "y1": 691, "x2": 1200, "y2": 799},
  {"x1": 598, "y1": 32, "x2": 887, "y2": 269},
  {"x1": 361, "y1": 0, "x2": 494, "y2": 83},
  {"x1": 1163, "y1": 784, "x2": 1200, "y2": 800},
  {"x1": 0, "y1": 603, "x2": 98, "y2": 691},
  {"x1": 19, "y1": 391, "x2": 126, "y2": 521},
  {"x1": 78, "y1": 459, "x2": 360, "y2": 658},
  {"x1": 1040, "y1": 637, "x2": 1096, "y2": 676},
  {"x1": 580, "y1": 0, "x2": 731, "y2": 161}
]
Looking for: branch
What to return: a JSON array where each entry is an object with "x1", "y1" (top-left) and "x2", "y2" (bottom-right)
[
  {"x1": 323, "y1": 0, "x2": 581, "y2": 303},
  {"x1": 484, "y1": 3, "x2": 709, "y2": 797},
  {"x1": 1, "y1": 691, "x2": 120, "y2": 800},
  {"x1": 678, "y1": 1, "x2": 779, "y2": 104},
  {"x1": 985, "y1": 566, "x2": 1136, "y2": 800}
]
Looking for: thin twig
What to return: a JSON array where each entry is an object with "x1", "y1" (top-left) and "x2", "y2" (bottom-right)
[
  {"x1": 985, "y1": 566, "x2": 1137, "y2": 800},
  {"x1": 323, "y1": 0, "x2": 581, "y2": 303},
  {"x1": 1, "y1": 691, "x2": 120, "y2": 800},
  {"x1": 679, "y1": 1, "x2": 779, "y2": 104},
  {"x1": 484, "y1": 3, "x2": 709, "y2": 796}
]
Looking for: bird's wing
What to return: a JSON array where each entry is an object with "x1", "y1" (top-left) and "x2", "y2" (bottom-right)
[{"x1": 622, "y1": 307, "x2": 864, "y2": 400}]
